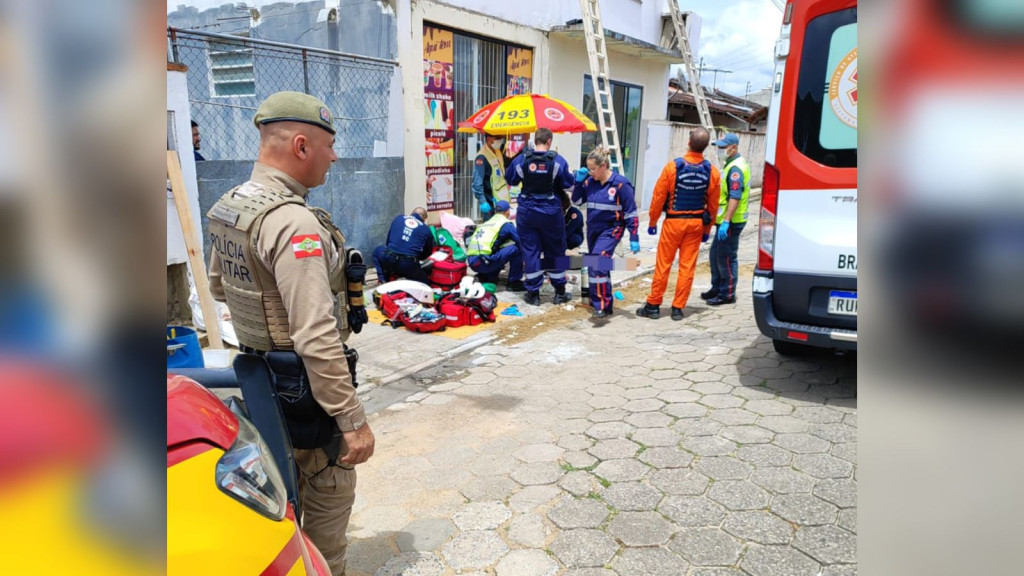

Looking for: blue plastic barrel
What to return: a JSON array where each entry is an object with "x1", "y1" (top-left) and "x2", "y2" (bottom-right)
[{"x1": 167, "y1": 326, "x2": 205, "y2": 369}]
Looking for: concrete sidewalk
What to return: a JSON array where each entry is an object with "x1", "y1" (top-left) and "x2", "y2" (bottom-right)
[{"x1": 342, "y1": 184, "x2": 856, "y2": 576}]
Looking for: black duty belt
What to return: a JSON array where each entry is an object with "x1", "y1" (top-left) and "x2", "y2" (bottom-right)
[
  {"x1": 665, "y1": 212, "x2": 705, "y2": 220},
  {"x1": 386, "y1": 249, "x2": 418, "y2": 261},
  {"x1": 240, "y1": 345, "x2": 270, "y2": 355}
]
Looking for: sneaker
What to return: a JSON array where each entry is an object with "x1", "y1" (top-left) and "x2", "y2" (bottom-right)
[
  {"x1": 523, "y1": 291, "x2": 541, "y2": 306},
  {"x1": 636, "y1": 303, "x2": 661, "y2": 319},
  {"x1": 671, "y1": 307, "x2": 684, "y2": 321},
  {"x1": 506, "y1": 280, "x2": 526, "y2": 292},
  {"x1": 699, "y1": 288, "x2": 719, "y2": 300},
  {"x1": 553, "y1": 292, "x2": 572, "y2": 304}
]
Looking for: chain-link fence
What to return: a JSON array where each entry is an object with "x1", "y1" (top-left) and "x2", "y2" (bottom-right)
[{"x1": 168, "y1": 27, "x2": 397, "y2": 160}]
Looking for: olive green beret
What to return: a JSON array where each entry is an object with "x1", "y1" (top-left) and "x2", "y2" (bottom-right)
[{"x1": 253, "y1": 91, "x2": 336, "y2": 135}]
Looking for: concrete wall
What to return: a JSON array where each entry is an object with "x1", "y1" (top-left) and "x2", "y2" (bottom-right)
[
  {"x1": 195, "y1": 158, "x2": 405, "y2": 268},
  {"x1": 167, "y1": 0, "x2": 397, "y2": 60},
  {"x1": 428, "y1": 0, "x2": 669, "y2": 47},
  {"x1": 398, "y1": 0, "x2": 673, "y2": 216},
  {"x1": 638, "y1": 120, "x2": 672, "y2": 213},
  {"x1": 547, "y1": 34, "x2": 672, "y2": 202},
  {"x1": 398, "y1": 0, "x2": 551, "y2": 214},
  {"x1": 168, "y1": 1, "x2": 401, "y2": 161},
  {"x1": 667, "y1": 122, "x2": 767, "y2": 188}
]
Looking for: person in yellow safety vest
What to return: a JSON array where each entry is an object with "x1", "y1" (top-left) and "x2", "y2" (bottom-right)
[
  {"x1": 703, "y1": 133, "x2": 751, "y2": 305},
  {"x1": 465, "y1": 201, "x2": 525, "y2": 291},
  {"x1": 472, "y1": 135, "x2": 509, "y2": 221}
]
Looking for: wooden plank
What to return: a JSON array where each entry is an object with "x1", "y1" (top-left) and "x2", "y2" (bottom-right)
[{"x1": 167, "y1": 149, "x2": 224, "y2": 349}]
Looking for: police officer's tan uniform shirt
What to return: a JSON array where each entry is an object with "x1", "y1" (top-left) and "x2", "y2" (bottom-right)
[{"x1": 210, "y1": 163, "x2": 366, "y2": 432}]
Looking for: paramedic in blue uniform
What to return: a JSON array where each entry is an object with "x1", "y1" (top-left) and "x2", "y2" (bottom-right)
[
  {"x1": 571, "y1": 146, "x2": 640, "y2": 318},
  {"x1": 561, "y1": 190, "x2": 585, "y2": 251},
  {"x1": 372, "y1": 207, "x2": 434, "y2": 284},
  {"x1": 505, "y1": 128, "x2": 575, "y2": 306},
  {"x1": 465, "y1": 201, "x2": 525, "y2": 290},
  {"x1": 472, "y1": 134, "x2": 508, "y2": 221}
]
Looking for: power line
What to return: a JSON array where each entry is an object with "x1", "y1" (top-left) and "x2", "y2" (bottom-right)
[{"x1": 715, "y1": 49, "x2": 774, "y2": 69}]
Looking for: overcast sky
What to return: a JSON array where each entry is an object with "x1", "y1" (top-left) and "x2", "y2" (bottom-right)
[{"x1": 675, "y1": 0, "x2": 783, "y2": 99}]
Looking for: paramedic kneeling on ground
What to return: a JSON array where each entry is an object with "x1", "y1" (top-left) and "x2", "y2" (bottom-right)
[
  {"x1": 465, "y1": 200, "x2": 525, "y2": 291},
  {"x1": 206, "y1": 91, "x2": 374, "y2": 576},
  {"x1": 372, "y1": 207, "x2": 434, "y2": 284}
]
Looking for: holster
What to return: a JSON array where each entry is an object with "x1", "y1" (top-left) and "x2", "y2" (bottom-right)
[{"x1": 264, "y1": 351, "x2": 339, "y2": 451}]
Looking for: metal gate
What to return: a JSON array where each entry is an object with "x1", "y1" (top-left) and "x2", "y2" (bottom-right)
[{"x1": 452, "y1": 34, "x2": 506, "y2": 218}]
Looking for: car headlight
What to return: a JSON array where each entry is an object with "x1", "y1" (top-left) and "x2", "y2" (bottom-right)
[{"x1": 215, "y1": 411, "x2": 287, "y2": 521}]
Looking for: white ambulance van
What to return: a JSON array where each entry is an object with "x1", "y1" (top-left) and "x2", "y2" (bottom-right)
[{"x1": 753, "y1": 0, "x2": 857, "y2": 355}]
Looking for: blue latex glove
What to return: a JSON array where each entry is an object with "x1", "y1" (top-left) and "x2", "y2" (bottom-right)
[
  {"x1": 647, "y1": 226, "x2": 657, "y2": 236},
  {"x1": 630, "y1": 240, "x2": 640, "y2": 254},
  {"x1": 480, "y1": 201, "x2": 492, "y2": 214},
  {"x1": 717, "y1": 221, "x2": 730, "y2": 241},
  {"x1": 575, "y1": 167, "x2": 589, "y2": 183},
  {"x1": 702, "y1": 232, "x2": 710, "y2": 243}
]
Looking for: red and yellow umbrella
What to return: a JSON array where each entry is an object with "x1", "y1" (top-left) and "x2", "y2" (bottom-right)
[{"x1": 457, "y1": 93, "x2": 597, "y2": 135}]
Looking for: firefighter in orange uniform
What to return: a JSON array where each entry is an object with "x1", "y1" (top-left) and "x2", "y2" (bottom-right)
[{"x1": 636, "y1": 127, "x2": 720, "y2": 321}]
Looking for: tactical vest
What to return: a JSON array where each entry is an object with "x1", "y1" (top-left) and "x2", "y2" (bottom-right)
[
  {"x1": 466, "y1": 214, "x2": 511, "y2": 257},
  {"x1": 207, "y1": 183, "x2": 349, "y2": 352},
  {"x1": 479, "y1": 144, "x2": 509, "y2": 204},
  {"x1": 520, "y1": 150, "x2": 557, "y2": 198},
  {"x1": 717, "y1": 156, "x2": 751, "y2": 224},
  {"x1": 668, "y1": 157, "x2": 712, "y2": 213}
]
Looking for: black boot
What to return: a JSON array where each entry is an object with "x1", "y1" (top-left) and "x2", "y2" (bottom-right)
[
  {"x1": 523, "y1": 291, "x2": 541, "y2": 306},
  {"x1": 671, "y1": 307, "x2": 684, "y2": 321},
  {"x1": 553, "y1": 288, "x2": 572, "y2": 304},
  {"x1": 506, "y1": 280, "x2": 526, "y2": 292},
  {"x1": 706, "y1": 295, "x2": 736, "y2": 306},
  {"x1": 636, "y1": 302, "x2": 661, "y2": 319},
  {"x1": 699, "y1": 288, "x2": 719, "y2": 300}
]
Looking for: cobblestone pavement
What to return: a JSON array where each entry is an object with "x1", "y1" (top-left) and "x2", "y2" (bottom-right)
[{"x1": 346, "y1": 248, "x2": 857, "y2": 575}]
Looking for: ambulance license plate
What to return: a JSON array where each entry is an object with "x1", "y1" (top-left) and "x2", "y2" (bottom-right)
[{"x1": 828, "y1": 290, "x2": 858, "y2": 316}]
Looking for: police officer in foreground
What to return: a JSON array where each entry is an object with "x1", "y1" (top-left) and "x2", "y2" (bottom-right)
[
  {"x1": 207, "y1": 91, "x2": 374, "y2": 576},
  {"x1": 371, "y1": 207, "x2": 434, "y2": 283},
  {"x1": 505, "y1": 128, "x2": 575, "y2": 305}
]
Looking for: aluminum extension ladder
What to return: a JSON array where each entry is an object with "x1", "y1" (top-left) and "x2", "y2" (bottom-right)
[
  {"x1": 666, "y1": 0, "x2": 715, "y2": 136},
  {"x1": 579, "y1": 0, "x2": 623, "y2": 174}
]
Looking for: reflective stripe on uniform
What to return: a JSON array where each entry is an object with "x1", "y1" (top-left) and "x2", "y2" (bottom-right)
[
  {"x1": 586, "y1": 202, "x2": 622, "y2": 211},
  {"x1": 717, "y1": 156, "x2": 751, "y2": 224},
  {"x1": 589, "y1": 276, "x2": 610, "y2": 284},
  {"x1": 525, "y1": 270, "x2": 545, "y2": 279},
  {"x1": 548, "y1": 271, "x2": 566, "y2": 280}
]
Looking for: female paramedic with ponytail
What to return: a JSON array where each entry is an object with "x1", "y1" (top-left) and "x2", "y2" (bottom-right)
[{"x1": 571, "y1": 146, "x2": 640, "y2": 319}]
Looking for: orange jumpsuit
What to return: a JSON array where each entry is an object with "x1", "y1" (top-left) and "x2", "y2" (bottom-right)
[{"x1": 645, "y1": 151, "x2": 720, "y2": 309}]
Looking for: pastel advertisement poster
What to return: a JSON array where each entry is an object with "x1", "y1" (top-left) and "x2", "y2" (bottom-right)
[
  {"x1": 505, "y1": 46, "x2": 534, "y2": 159},
  {"x1": 820, "y1": 23, "x2": 857, "y2": 150},
  {"x1": 424, "y1": 25, "x2": 455, "y2": 210}
]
